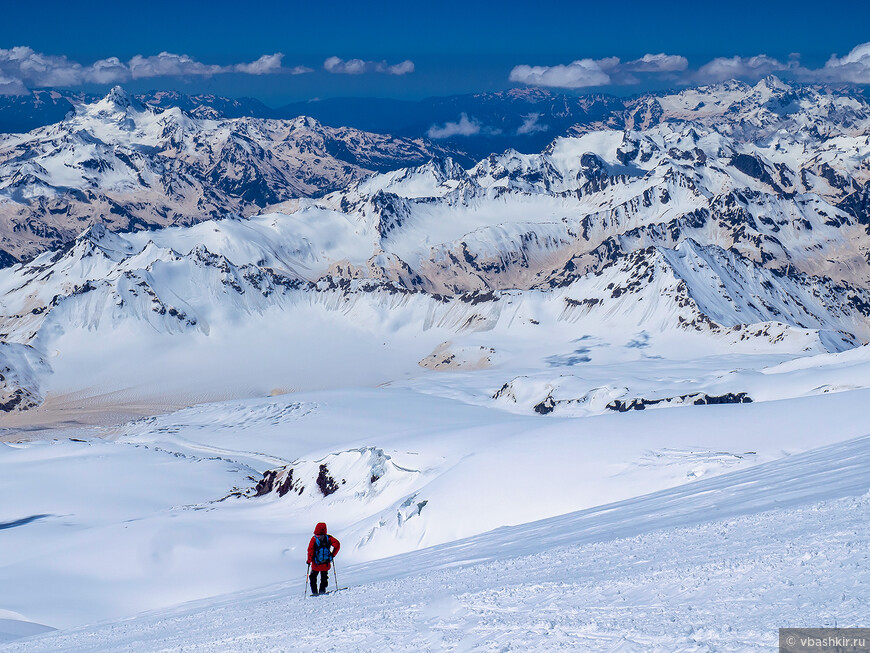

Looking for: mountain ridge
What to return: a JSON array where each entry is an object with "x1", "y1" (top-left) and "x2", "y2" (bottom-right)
[
  {"x1": 0, "y1": 88, "x2": 456, "y2": 263},
  {"x1": 2, "y1": 77, "x2": 870, "y2": 414}
]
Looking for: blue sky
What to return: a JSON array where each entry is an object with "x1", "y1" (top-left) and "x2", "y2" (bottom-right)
[{"x1": 1, "y1": 0, "x2": 869, "y2": 104}]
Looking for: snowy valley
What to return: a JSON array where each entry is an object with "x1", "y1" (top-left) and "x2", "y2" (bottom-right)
[{"x1": 1, "y1": 78, "x2": 870, "y2": 651}]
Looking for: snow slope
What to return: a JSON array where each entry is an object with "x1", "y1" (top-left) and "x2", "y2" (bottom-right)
[
  {"x1": 2, "y1": 378, "x2": 870, "y2": 640},
  {"x1": 0, "y1": 204, "x2": 865, "y2": 418},
  {"x1": 3, "y1": 421, "x2": 868, "y2": 651}
]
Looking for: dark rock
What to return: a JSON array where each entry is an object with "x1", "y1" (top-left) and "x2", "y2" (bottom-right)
[
  {"x1": 533, "y1": 395, "x2": 556, "y2": 415},
  {"x1": 316, "y1": 464, "x2": 339, "y2": 496},
  {"x1": 607, "y1": 392, "x2": 752, "y2": 412}
]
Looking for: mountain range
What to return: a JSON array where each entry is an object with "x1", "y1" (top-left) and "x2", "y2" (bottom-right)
[
  {"x1": 1, "y1": 77, "x2": 870, "y2": 415},
  {"x1": 0, "y1": 87, "x2": 453, "y2": 262}
]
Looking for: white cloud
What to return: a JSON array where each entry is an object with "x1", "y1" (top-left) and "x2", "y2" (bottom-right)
[
  {"x1": 387, "y1": 60, "x2": 415, "y2": 75},
  {"x1": 509, "y1": 49, "x2": 870, "y2": 89},
  {"x1": 129, "y1": 52, "x2": 224, "y2": 79},
  {"x1": 324, "y1": 56, "x2": 364, "y2": 74},
  {"x1": 288, "y1": 65, "x2": 315, "y2": 75},
  {"x1": 821, "y1": 42, "x2": 870, "y2": 83},
  {"x1": 594, "y1": 57, "x2": 621, "y2": 73},
  {"x1": 0, "y1": 46, "x2": 295, "y2": 95},
  {"x1": 233, "y1": 53, "x2": 285, "y2": 75},
  {"x1": 625, "y1": 53, "x2": 688, "y2": 72},
  {"x1": 88, "y1": 57, "x2": 131, "y2": 84},
  {"x1": 509, "y1": 53, "x2": 687, "y2": 88},
  {"x1": 696, "y1": 55, "x2": 789, "y2": 83},
  {"x1": 427, "y1": 113, "x2": 481, "y2": 138},
  {"x1": 509, "y1": 59, "x2": 610, "y2": 88},
  {"x1": 2, "y1": 47, "x2": 85, "y2": 88},
  {"x1": 517, "y1": 113, "x2": 548, "y2": 135},
  {"x1": 323, "y1": 56, "x2": 415, "y2": 75}
]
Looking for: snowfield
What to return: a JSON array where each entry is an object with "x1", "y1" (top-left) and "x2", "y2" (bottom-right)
[
  {"x1": 1, "y1": 381, "x2": 870, "y2": 650},
  {"x1": 2, "y1": 414, "x2": 868, "y2": 651}
]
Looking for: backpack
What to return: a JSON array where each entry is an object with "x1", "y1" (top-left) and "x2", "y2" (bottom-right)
[{"x1": 312, "y1": 534, "x2": 332, "y2": 565}]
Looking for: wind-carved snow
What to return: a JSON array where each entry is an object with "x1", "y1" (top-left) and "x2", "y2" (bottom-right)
[{"x1": 126, "y1": 400, "x2": 317, "y2": 435}]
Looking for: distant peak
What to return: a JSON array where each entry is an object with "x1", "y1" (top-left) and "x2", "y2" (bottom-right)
[
  {"x1": 74, "y1": 222, "x2": 135, "y2": 259},
  {"x1": 79, "y1": 222, "x2": 110, "y2": 242},
  {"x1": 86, "y1": 86, "x2": 144, "y2": 116},
  {"x1": 289, "y1": 115, "x2": 321, "y2": 130},
  {"x1": 416, "y1": 155, "x2": 469, "y2": 181},
  {"x1": 190, "y1": 105, "x2": 221, "y2": 120},
  {"x1": 700, "y1": 79, "x2": 750, "y2": 93},
  {"x1": 755, "y1": 75, "x2": 792, "y2": 93},
  {"x1": 105, "y1": 86, "x2": 132, "y2": 107},
  {"x1": 503, "y1": 87, "x2": 554, "y2": 101}
]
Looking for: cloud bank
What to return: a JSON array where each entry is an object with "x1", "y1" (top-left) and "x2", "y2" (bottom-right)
[
  {"x1": 0, "y1": 47, "x2": 416, "y2": 96},
  {"x1": 510, "y1": 43, "x2": 870, "y2": 89},
  {"x1": 509, "y1": 53, "x2": 687, "y2": 88},
  {"x1": 323, "y1": 57, "x2": 415, "y2": 75},
  {"x1": 624, "y1": 53, "x2": 689, "y2": 73},
  {"x1": 0, "y1": 47, "x2": 302, "y2": 95},
  {"x1": 821, "y1": 42, "x2": 870, "y2": 83},
  {"x1": 509, "y1": 59, "x2": 611, "y2": 89},
  {"x1": 695, "y1": 55, "x2": 790, "y2": 83}
]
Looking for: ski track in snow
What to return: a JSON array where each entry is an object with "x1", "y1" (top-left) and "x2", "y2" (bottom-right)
[{"x1": 5, "y1": 434, "x2": 869, "y2": 652}]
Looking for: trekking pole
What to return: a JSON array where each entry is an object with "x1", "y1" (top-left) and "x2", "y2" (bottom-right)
[
  {"x1": 332, "y1": 558, "x2": 339, "y2": 591},
  {"x1": 304, "y1": 563, "x2": 310, "y2": 598}
]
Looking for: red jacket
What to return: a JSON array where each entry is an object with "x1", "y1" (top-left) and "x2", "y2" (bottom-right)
[{"x1": 307, "y1": 522, "x2": 340, "y2": 571}]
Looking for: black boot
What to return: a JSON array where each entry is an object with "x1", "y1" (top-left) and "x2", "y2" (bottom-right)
[{"x1": 309, "y1": 571, "x2": 319, "y2": 595}]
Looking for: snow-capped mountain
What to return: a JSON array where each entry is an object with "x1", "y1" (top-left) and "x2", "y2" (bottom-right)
[
  {"x1": 0, "y1": 87, "x2": 452, "y2": 263},
  {"x1": 286, "y1": 81, "x2": 867, "y2": 299},
  {"x1": 9, "y1": 212, "x2": 861, "y2": 353},
  {"x1": 3, "y1": 77, "x2": 869, "y2": 271},
  {"x1": 0, "y1": 200, "x2": 865, "y2": 413},
  {"x1": 1, "y1": 77, "x2": 870, "y2": 415},
  {"x1": 0, "y1": 89, "x2": 283, "y2": 135},
  {"x1": 623, "y1": 76, "x2": 870, "y2": 137}
]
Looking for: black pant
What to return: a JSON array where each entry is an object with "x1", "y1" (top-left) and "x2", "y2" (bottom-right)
[{"x1": 309, "y1": 569, "x2": 328, "y2": 594}]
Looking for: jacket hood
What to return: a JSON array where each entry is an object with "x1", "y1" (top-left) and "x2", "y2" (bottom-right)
[{"x1": 314, "y1": 522, "x2": 327, "y2": 535}]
